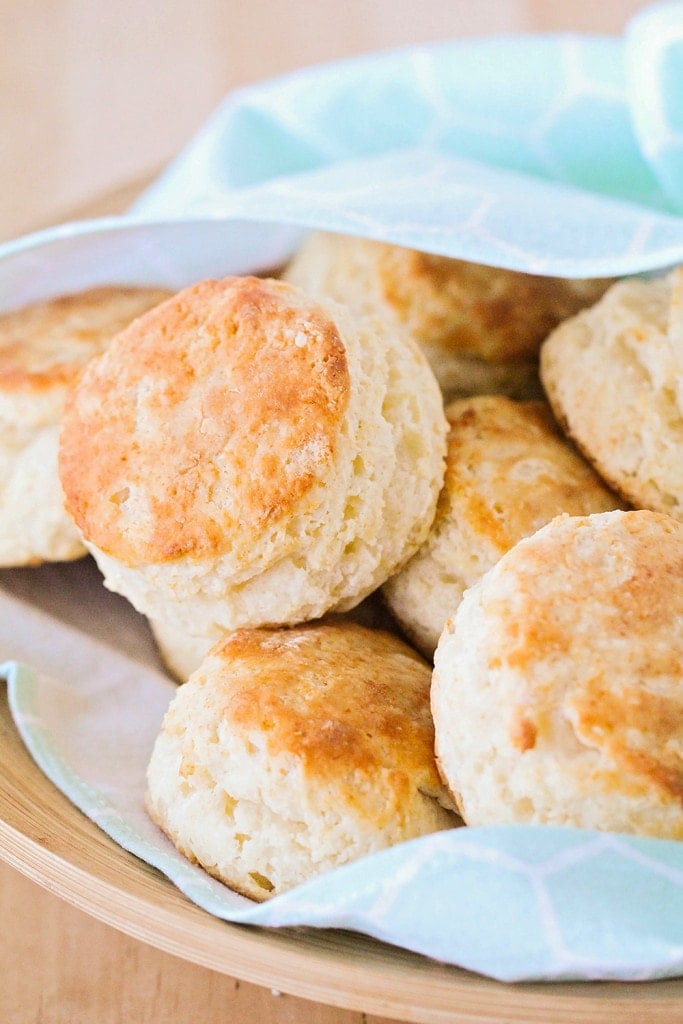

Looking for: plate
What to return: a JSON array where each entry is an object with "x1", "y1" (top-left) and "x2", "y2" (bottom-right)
[
  {"x1": 1, "y1": 565, "x2": 683, "y2": 1024},
  {"x1": 2, "y1": 673, "x2": 683, "y2": 1024},
  {"x1": 2, "y1": 184, "x2": 683, "y2": 1024}
]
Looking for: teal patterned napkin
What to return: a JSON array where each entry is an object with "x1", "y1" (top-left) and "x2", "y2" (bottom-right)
[
  {"x1": 126, "y1": 1, "x2": 683, "y2": 277},
  {"x1": 4, "y1": 2, "x2": 683, "y2": 283},
  {"x1": 2, "y1": 582, "x2": 683, "y2": 985},
  {"x1": 3, "y1": 1, "x2": 683, "y2": 986}
]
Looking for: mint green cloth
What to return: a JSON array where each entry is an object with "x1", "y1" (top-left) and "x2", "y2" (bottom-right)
[
  {"x1": 3, "y1": 2, "x2": 683, "y2": 986},
  {"x1": 5, "y1": 3, "x2": 683, "y2": 284},
  {"x1": 2, "y1": 592, "x2": 683, "y2": 985},
  {"x1": 128, "y1": 1, "x2": 683, "y2": 277}
]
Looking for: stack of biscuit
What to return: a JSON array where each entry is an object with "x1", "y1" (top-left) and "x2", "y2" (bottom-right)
[
  {"x1": 0, "y1": 285, "x2": 172, "y2": 566},
  {"x1": 4, "y1": 232, "x2": 683, "y2": 900},
  {"x1": 58, "y1": 274, "x2": 448, "y2": 677},
  {"x1": 283, "y1": 231, "x2": 613, "y2": 402}
]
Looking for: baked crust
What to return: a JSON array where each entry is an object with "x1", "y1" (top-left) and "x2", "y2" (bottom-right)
[
  {"x1": 60, "y1": 276, "x2": 351, "y2": 565},
  {"x1": 383, "y1": 395, "x2": 622, "y2": 656},
  {"x1": 0, "y1": 285, "x2": 172, "y2": 392},
  {"x1": 432, "y1": 509, "x2": 683, "y2": 838},
  {"x1": 146, "y1": 622, "x2": 457, "y2": 900},
  {"x1": 0, "y1": 284, "x2": 171, "y2": 566}
]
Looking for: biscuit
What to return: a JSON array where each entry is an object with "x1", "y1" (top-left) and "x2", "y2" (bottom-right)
[
  {"x1": 59, "y1": 276, "x2": 447, "y2": 660},
  {"x1": 432, "y1": 509, "x2": 683, "y2": 839},
  {"x1": 0, "y1": 285, "x2": 172, "y2": 566},
  {"x1": 283, "y1": 232, "x2": 612, "y2": 401},
  {"x1": 382, "y1": 395, "x2": 623, "y2": 657},
  {"x1": 541, "y1": 268, "x2": 683, "y2": 517},
  {"x1": 145, "y1": 621, "x2": 458, "y2": 900},
  {"x1": 148, "y1": 616, "x2": 211, "y2": 683},
  {"x1": 150, "y1": 591, "x2": 399, "y2": 683}
]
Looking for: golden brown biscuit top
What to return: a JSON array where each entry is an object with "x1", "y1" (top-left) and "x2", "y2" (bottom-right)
[
  {"x1": 201, "y1": 622, "x2": 445, "y2": 807},
  {"x1": 491, "y1": 510, "x2": 683, "y2": 805},
  {"x1": 377, "y1": 244, "x2": 611, "y2": 362},
  {"x1": 441, "y1": 395, "x2": 621, "y2": 555},
  {"x1": 59, "y1": 276, "x2": 350, "y2": 565},
  {"x1": 0, "y1": 285, "x2": 172, "y2": 392}
]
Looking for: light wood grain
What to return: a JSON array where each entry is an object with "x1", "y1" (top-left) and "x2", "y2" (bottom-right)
[{"x1": 1, "y1": 864, "x2": 380, "y2": 1024}]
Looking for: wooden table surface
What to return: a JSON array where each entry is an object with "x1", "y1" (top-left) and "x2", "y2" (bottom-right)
[{"x1": 0, "y1": 2, "x2": 661, "y2": 1021}]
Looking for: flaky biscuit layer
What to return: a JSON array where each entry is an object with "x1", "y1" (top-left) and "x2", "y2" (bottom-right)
[
  {"x1": 0, "y1": 284, "x2": 171, "y2": 565},
  {"x1": 541, "y1": 268, "x2": 683, "y2": 517},
  {"x1": 60, "y1": 275, "x2": 447, "y2": 638},
  {"x1": 284, "y1": 232, "x2": 612, "y2": 400},
  {"x1": 432, "y1": 509, "x2": 683, "y2": 839},
  {"x1": 146, "y1": 622, "x2": 457, "y2": 900},
  {"x1": 383, "y1": 395, "x2": 622, "y2": 657}
]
